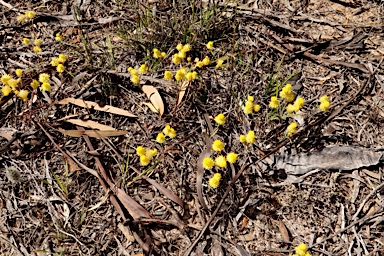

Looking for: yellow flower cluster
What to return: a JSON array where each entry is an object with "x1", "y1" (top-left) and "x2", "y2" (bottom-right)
[
  {"x1": 17, "y1": 11, "x2": 35, "y2": 23},
  {"x1": 34, "y1": 73, "x2": 51, "y2": 91},
  {"x1": 208, "y1": 173, "x2": 221, "y2": 189},
  {"x1": 206, "y1": 41, "x2": 214, "y2": 50},
  {"x1": 239, "y1": 130, "x2": 256, "y2": 144},
  {"x1": 128, "y1": 64, "x2": 147, "y2": 85},
  {"x1": 286, "y1": 122, "x2": 297, "y2": 136},
  {"x1": 215, "y1": 59, "x2": 224, "y2": 69},
  {"x1": 51, "y1": 54, "x2": 67, "y2": 73},
  {"x1": 55, "y1": 33, "x2": 63, "y2": 41},
  {"x1": 153, "y1": 48, "x2": 166, "y2": 59},
  {"x1": 196, "y1": 56, "x2": 210, "y2": 68},
  {"x1": 156, "y1": 125, "x2": 176, "y2": 143},
  {"x1": 269, "y1": 96, "x2": 280, "y2": 109},
  {"x1": 172, "y1": 43, "x2": 192, "y2": 64},
  {"x1": 136, "y1": 146, "x2": 158, "y2": 166},
  {"x1": 279, "y1": 83, "x2": 295, "y2": 102},
  {"x1": 243, "y1": 95, "x2": 261, "y2": 115},
  {"x1": 286, "y1": 97, "x2": 305, "y2": 114},
  {"x1": 0, "y1": 72, "x2": 31, "y2": 101},
  {"x1": 290, "y1": 243, "x2": 311, "y2": 256},
  {"x1": 214, "y1": 113, "x2": 226, "y2": 125},
  {"x1": 203, "y1": 151, "x2": 238, "y2": 170},
  {"x1": 319, "y1": 95, "x2": 330, "y2": 112}
]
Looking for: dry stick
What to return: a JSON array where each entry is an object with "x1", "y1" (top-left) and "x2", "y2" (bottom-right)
[{"x1": 183, "y1": 71, "x2": 377, "y2": 256}]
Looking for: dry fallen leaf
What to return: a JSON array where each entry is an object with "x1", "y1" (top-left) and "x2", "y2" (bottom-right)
[
  {"x1": 65, "y1": 119, "x2": 116, "y2": 131},
  {"x1": 177, "y1": 80, "x2": 190, "y2": 106},
  {"x1": 140, "y1": 102, "x2": 160, "y2": 114},
  {"x1": 57, "y1": 97, "x2": 137, "y2": 117},
  {"x1": 142, "y1": 85, "x2": 164, "y2": 116},
  {"x1": 59, "y1": 129, "x2": 128, "y2": 138}
]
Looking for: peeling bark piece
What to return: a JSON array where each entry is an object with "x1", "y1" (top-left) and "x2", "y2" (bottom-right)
[{"x1": 275, "y1": 145, "x2": 384, "y2": 175}]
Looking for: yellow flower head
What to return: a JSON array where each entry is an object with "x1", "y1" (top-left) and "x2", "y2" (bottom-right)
[
  {"x1": 1, "y1": 74, "x2": 11, "y2": 85},
  {"x1": 239, "y1": 135, "x2": 246, "y2": 143},
  {"x1": 247, "y1": 96, "x2": 254, "y2": 102},
  {"x1": 203, "y1": 157, "x2": 214, "y2": 170},
  {"x1": 138, "y1": 64, "x2": 147, "y2": 74},
  {"x1": 269, "y1": 96, "x2": 280, "y2": 109},
  {"x1": 41, "y1": 82, "x2": 51, "y2": 91},
  {"x1": 215, "y1": 155, "x2": 227, "y2": 168},
  {"x1": 287, "y1": 122, "x2": 297, "y2": 136},
  {"x1": 319, "y1": 101, "x2": 330, "y2": 112},
  {"x1": 164, "y1": 70, "x2": 173, "y2": 81},
  {"x1": 212, "y1": 140, "x2": 225, "y2": 152},
  {"x1": 15, "y1": 69, "x2": 23, "y2": 77},
  {"x1": 58, "y1": 54, "x2": 67, "y2": 63},
  {"x1": 294, "y1": 243, "x2": 308, "y2": 256},
  {"x1": 33, "y1": 46, "x2": 42, "y2": 53},
  {"x1": 51, "y1": 57, "x2": 60, "y2": 67},
  {"x1": 55, "y1": 33, "x2": 63, "y2": 41},
  {"x1": 156, "y1": 133, "x2": 166, "y2": 143},
  {"x1": 140, "y1": 155, "x2": 150, "y2": 166},
  {"x1": 175, "y1": 67, "x2": 187, "y2": 81},
  {"x1": 243, "y1": 105, "x2": 253, "y2": 115},
  {"x1": 214, "y1": 113, "x2": 226, "y2": 125},
  {"x1": 23, "y1": 38, "x2": 30, "y2": 45},
  {"x1": 131, "y1": 75, "x2": 140, "y2": 85},
  {"x1": 18, "y1": 89, "x2": 29, "y2": 102},
  {"x1": 34, "y1": 39, "x2": 42, "y2": 46},
  {"x1": 30, "y1": 80, "x2": 40, "y2": 89},
  {"x1": 146, "y1": 148, "x2": 158, "y2": 159},
  {"x1": 1, "y1": 85, "x2": 12, "y2": 96},
  {"x1": 206, "y1": 41, "x2": 214, "y2": 50},
  {"x1": 161, "y1": 52, "x2": 166, "y2": 58},
  {"x1": 128, "y1": 67, "x2": 139, "y2": 76},
  {"x1": 8, "y1": 79, "x2": 19, "y2": 89},
  {"x1": 187, "y1": 57, "x2": 192, "y2": 62},
  {"x1": 208, "y1": 173, "x2": 221, "y2": 189},
  {"x1": 182, "y1": 44, "x2": 192, "y2": 52},
  {"x1": 57, "y1": 64, "x2": 65, "y2": 73},
  {"x1": 253, "y1": 104, "x2": 261, "y2": 112},
  {"x1": 226, "y1": 152, "x2": 238, "y2": 164},
  {"x1": 320, "y1": 95, "x2": 329, "y2": 103},
  {"x1": 168, "y1": 128, "x2": 176, "y2": 139},
  {"x1": 176, "y1": 43, "x2": 183, "y2": 51},
  {"x1": 215, "y1": 59, "x2": 224, "y2": 69},
  {"x1": 202, "y1": 56, "x2": 211, "y2": 66},
  {"x1": 163, "y1": 125, "x2": 171, "y2": 136},
  {"x1": 286, "y1": 104, "x2": 296, "y2": 114},
  {"x1": 178, "y1": 50, "x2": 186, "y2": 59},
  {"x1": 17, "y1": 14, "x2": 26, "y2": 23},
  {"x1": 39, "y1": 73, "x2": 50, "y2": 83},
  {"x1": 24, "y1": 11, "x2": 35, "y2": 19},
  {"x1": 294, "y1": 97, "x2": 305, "y2": 110},
  {"x1": 136, "y1": 146, "x2": 146, "y2": 157},
  {"x1": 245, "y1": 130, "x2": 256, "y2": 144},
  {"x1": 153, "y1": 48, "x2": 161, "y2": 59},
  {"x1": 196, "y1": 61, "x2": 204, "y2": 68},
  {"x1": 185, "y1": 72, "x2": 197, "y2": 81},
  {"x1": 172, "y1": 53, "x2": 182, "y2": 64}
]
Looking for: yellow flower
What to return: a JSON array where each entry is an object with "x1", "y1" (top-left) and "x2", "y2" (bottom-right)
[
  {"x1": 239, "y1": 135, "x2": 246, "y2": 143},
  {"x1": 34, "y1": 39, "x2": 42, "y2": 46},
  {"x1": 214, "y1": 113, "x2": 226, "y2": 125},
  {"x1": 131, "y1": 75, "x2": 140, "y2": 84},
  {"x1": 253, "y1": 104, "x2": 261, "y2": 112},
  {"x1": 23, "y1": 38, "x2": 30, "y2": 45},
  {"x1": 146, "y1": 148, "x2": 158, "y2": 159},
  {"x1": 1, "y1": 74, "x2": 11, "y2": 85},
  {"x1": 243, "y1": 105, "x2": 253, "y2": 115},
  {"x1": 17, "y1": 14, "x2": 26, "y2": 23},
  {"x1": 161, "y1": 52, "x2": 166, "y2": 58},
  {"x1": 57, "y1": 64, "x2": 65, "y2": 73},
  {"x1": 208, "y1": 173, "x2": 221, "y2": 189},
  {"x1": 58, "y1": 54, "x2": 67, "y2": 63},
  {"x1": 175, "y1": 68, "x2": 187, "y2": 81},
  {"x1": 215, "y1": 155, "x2": 227, "y2": 168},
  {"x1": 33, "y1": 46, "x2": 42, "y2": 53},
  {"x1": 215, "y1": 59, "x2": 224, "y2": 68},
  {"x1": 293, "y1": 97, "x2": 305, "y2": 111},
  {"x1": 182, "y1": 44, "x2": 192, "y2": 52},
  {"x1": 138, "y1": 64, "x2": 147, "y2": 74},
  {"x1": 136, "y1": 146, "x2": 146, "y2": 156},
  {"x1": 51, "y1": 58, "x2": 60, "y2": 66},
  {"x1": 286, "y1": 104, "x2": 296, "y2": 114},
  {"x1": 156, "y1": 133, "x2": 166, "y2": 143},
  {"x1": 185, "y1": 72, "x2": 196, "y2": 81},
  {"x1": 128, "y1": 67, "x2": 138, "y2": 76},
  {"x1": 163, "y1": 125, "x2": 171, "y2": 136},
  {"x1": 203, "y1": 157, "x2": 215, "y2": 170},
  {"x1": 245, "y1": 130, "x2": 256, "y2": 144},
  {"x1": 320, "y1": 95, "x2": 329, "y2": 103},
  {"x1": 226, "y1": 152, "x2": 238, "y2": 164},
  {"x1": 55, "y1": 33, "x2": 63, "y2": 41},
  {"x1": 294, "y1": 244, "x2": 309, "y2": 256},
  {"x1": 176, "y1": 43, "x2": 183, "y2": 51},
  {"x1": 24, "y1": 11, "x2": 35, "y2": 19},
  {"x1": 247, "y1": 96, "x2": 254, "y2": 102},
  {"x1": 8, "y1": 79, "x2": 19, "y2": 89},
  {"x1": 287, "y1": 122, "x2": 297, "y2": 136},
  {"x1": 178, "y1": 50, "x2": 186, "y2": 59},
  {"x1": 212, "y1": 140, "x2": 225, "y2": 152},
  {"x1": 187, "y1": 57, "x2": 192, "y2": 62},
  {"x1": 1, "y1": 85, "x2": 12, "y2": 96},
  {"x1": 153, "y1": 48, "x2": 161, "y2": 59},
  {"x1": 206, "y1": 41, "x2": 214, "y2": 50},
  {"x1": 41, "y1": 82, "x2": 51, "y2": 91},
  {"x1": 30, "y1": 80, "x2": 39, "y2": 89},
  {"x1": 319, "y1": 101, "x2": 330, "y2": 112},
  {"x1": 164, "y1": 71, "x2": 173, "y2": 81},
  {"x1": 196, "y1": 61, "x2": 204, "y2": 68},
  {"x1": 269, "y1": 96, "x2": 280, "y2": 109},
  {"x1": 140, "y1": 155, "x2": 150, "y2": 166},
  {"x1": 18, "y1": 90, "x2": 29, "y2": 102},
  {"x1": 168, "y1": 128, "x2": 176, "y2": 139},
  {"x1": 172, "y1": 53, "x2": 182, "y2": 64},
  {"x1": 202, "y1": 56, "x2": 210, "y2": 65},
  {"x1": 39, "y1": 73, "x2": 50, "y2": 83},
  {"x1": 15, "y1": 69, "x2": 22, "y2": 77}
]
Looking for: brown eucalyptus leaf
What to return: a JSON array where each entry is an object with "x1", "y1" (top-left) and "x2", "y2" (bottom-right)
[
  {"x1": 65, "y1": 119, "x2": 116, "y2": 131},
  {"x1": 142, "y1": 85, "x2": 164, "y2": 116}
]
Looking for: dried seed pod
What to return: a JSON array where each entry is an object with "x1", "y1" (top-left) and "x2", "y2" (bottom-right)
[{"x1": 6, "y1": 167, "x2": 21, "y2": 183}]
